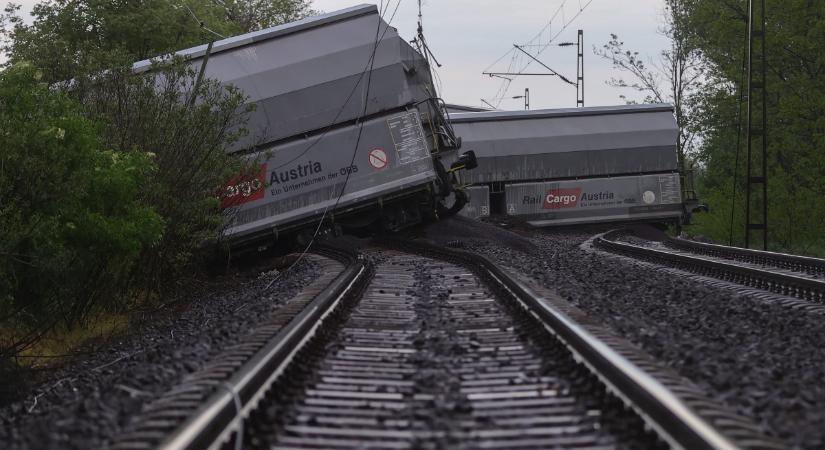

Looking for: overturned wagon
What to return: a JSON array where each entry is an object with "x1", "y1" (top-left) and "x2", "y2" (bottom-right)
[
  {"x1": 134, "y1": 4, "x2": 474, "y2": 249},
  {"x1": 449, "y1": 104, "x2": 691, "y2": 226}
]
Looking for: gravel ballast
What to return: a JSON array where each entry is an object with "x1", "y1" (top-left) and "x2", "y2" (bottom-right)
[
  {"x1": 0, "y1": 255, "x2": 321, "y2": 450},
  {"x1": 246, "y1": 249, "x2": 662, "y2": 449},
  {"x1": 422, "y1": 216, "x2": 825, "y2": 449}
]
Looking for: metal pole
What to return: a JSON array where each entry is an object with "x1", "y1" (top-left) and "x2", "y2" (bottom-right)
[
  {"x1": 745, "y1": 0, "x2": 754, "y2": 249},
  {"x1": 760, "y1": 0, "x2": 768, "y2": 251},
  {"x1": 513, "y1": 45, "x2": 575, "y2": 85},
  {"x1": 577, "y1": 29, "x2": 584, "y2": 107},
  {"x1": 525, "y1": 88, "x2": 530, "y2": 110},
  {"x1": 189, "y1": 40, "x2": 214, "y2": 107},
  {"x1": 745, "y1": 0, "x2": 768, "y2": 250}
]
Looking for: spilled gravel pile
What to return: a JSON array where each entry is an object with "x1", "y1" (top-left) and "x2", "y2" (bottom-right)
[
  {"x1": 0, "y1": 255, "x2": 320, "y2": 450},
  {"x1": 422, "y1": 216, "x2": 825, "y2": 449}
]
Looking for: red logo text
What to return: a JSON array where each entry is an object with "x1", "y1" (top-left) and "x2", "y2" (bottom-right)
[
  {"x1": 543, "y1": 188, "x2": 582, "y2": 209},
  {"x1": 220, "y1": 164, "x2": 266, "y2": 209}
]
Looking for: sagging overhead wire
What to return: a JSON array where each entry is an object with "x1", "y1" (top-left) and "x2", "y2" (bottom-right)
[
  {"x1": 264, "y1": 2, "x2": 401, "y2": 173},
  {"x1": 264, "y1": 0, "x2": 404, "y2": 289},
  {"x1": 182, "y1": 2, "x2": 227, "y2": 39}
]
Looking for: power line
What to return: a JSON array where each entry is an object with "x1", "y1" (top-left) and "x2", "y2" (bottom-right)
[
  {"x1": 482, "y1": 0, "x2": 594, "y2": 107},
  {"x1": 182, "y1": 2, "x2": 227, "y2": 39},
  {"x1": 265, "y1": 2, "x2": 400, "y2": 172},
  {"x1": 265, "y1": 0, "x2": 403, "y2": 288},
  {"x1": 514, "y1": 44, "x2": 575, "y2": 85}
]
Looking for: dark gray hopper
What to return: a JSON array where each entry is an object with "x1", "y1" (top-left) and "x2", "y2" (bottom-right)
[
  {"x1": 444, "y1": 105, "x2": 685, "y2": 226},
  {"x1": 448, "y1": 104, "x2": 679, "y2": 184},
  {"x1": 133, "y1": 4, "x2": 462, "y2": 245},
  {"x1": 133, "y1": 4, "x2": 437, "y2": 153}
]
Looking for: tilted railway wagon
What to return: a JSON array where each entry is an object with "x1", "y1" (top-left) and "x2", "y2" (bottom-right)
[
  {"x1": 133, "y1": 4, "x2": 474, "y2": 249},
  {"x1": 449, "y1": 104, "x2": 693, "y2": 226}
]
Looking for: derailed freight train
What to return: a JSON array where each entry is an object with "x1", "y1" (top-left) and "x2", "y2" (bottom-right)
[
  {"x1": 447, "y1": 105, "x2": 699, "y2": 226},
  {"x1": 132, "y1": 4, "x2": 475, "y2": 249}
]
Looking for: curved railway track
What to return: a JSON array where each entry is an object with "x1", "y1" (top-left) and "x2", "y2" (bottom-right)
[
  {"x1": 595, "y1": 231, "x2": 825, "y2": 305},
  {"x1": 665, "y1": 236, "x2": 825, "y2": 277},
  {"x1": 110, "y1": 239, "x2": 782, "y2": 450}
]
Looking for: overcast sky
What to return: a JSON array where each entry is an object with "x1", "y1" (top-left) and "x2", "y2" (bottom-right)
[
  {"x1": 3, "y1": 0, "x2": 670, "y2": 109},
  {"x1": 311, "y1": 0, "x2": 671, "y2": 109}
]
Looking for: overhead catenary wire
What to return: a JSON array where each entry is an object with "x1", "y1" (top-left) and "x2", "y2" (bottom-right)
[
  {"x1": 481, "y1": 0, "x2": 571, "y2": 75},
  {"x1": 414, "y1": 0, "x2": 444, "y2": 97},
  {"x1": 261, "y1": 3, "x2": 402, "y2": 173},
  {"x1": 265, "y1": 0, "x2": 403, "y2": 289},
  {"x1": 483, "y1": 1, "x2": 566, "y2": 107},
  {"x1": 483, "y1": 0, "x2": 594, "y2": 107},
  {"x1": 182, "y1": 2, "x2": 227, "y2": 39},
  {"x1": 133, "y1": 1, "x2": 397, "y2": 282}
]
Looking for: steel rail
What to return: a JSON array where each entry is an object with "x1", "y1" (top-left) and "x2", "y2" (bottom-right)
[
  {"x1": 597, "y1": 234, "x2": 825, "y2": 303},
  {"x1": 666, "y1": 236, "x2": 825, "y2": 276},
  {"x1": 387, "y1": 239, "x2": 746, "y2": 450},
  {"x1": 155, "y1": 245, "x2": 372, "y2": 450}
]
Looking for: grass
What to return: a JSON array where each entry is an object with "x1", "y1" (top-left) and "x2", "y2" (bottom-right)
[
  {"x1": 678, "y1": 221, "x2": 825, "y2": 258},
  {"x1": 5, "y1": 312, "x2": 130, "y2": 369}
]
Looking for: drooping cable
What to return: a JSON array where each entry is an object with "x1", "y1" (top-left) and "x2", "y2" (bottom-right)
[
  {"x1": 265, "y1": 0, "x2": 403, "y2": 288},
  {"x1": 262, "y1": 2, "x2": 401, "y2": 172},
  {"x1": 728, "y1": 29, "x2": 750, "y2": 246},
  {"x1": 182, "y1": 2, "x2": 227, "y2": 39}
]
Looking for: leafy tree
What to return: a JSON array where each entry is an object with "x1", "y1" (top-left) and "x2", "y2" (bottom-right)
[
  {"x1": 0, "y1": 63, "x2": 163, "y2": 356},
  {"x1": 1, "y1": 1, "x2": 230, "y2": 83},
  {"x1": 595, "y1": 0, "x2": 706, "y2": 173},
  {"x1": 0, "y1": 0, "x2": 284, "y2": 296},
  {"x1": 0, "y1": 0, "x2": 281, "y2": 359},
  {"x1": 678, "y1": 0, "x2": 825, "y2": 254},
  {"x1": 73, "y1": 60, "x2": 252, "y2": 292},
  {"x1": 0, "y1": 0, "x2": 315, "y2": 83},
  {"x1": 214, "y1": 0, "x2": 316, "y2": 33}
]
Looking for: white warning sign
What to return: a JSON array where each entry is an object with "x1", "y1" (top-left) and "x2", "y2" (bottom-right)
[{"x1": 369, "y1": 148, "x2": 388, "y2": 170}]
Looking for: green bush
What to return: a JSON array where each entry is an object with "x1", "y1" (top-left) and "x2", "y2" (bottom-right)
[
  {"x1": 0, "y1": 0, "x2": 304, "y2": 361},
  {"x1": 680, "y1": 0, "x2": 825, "y2": 256},
  {"x1": 73, "y1": 60, "x2": 252, "y2": 294},
  {"x1": 0, "y1": 63, "x2": 163, "y2": 355}
]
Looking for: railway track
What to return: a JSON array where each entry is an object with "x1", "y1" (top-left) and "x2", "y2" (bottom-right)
[
  {"x1": 595, "y1": 231, "x2": 825, "y2": 305},
  {"x1": 110, "y1": 239, "x2": 782, "y2": 450},
  {"x1": 664, "y1": 236, "x2": 825, "y2": 277}
]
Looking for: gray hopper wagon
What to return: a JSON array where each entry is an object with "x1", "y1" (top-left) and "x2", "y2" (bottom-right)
[
  {"x1": 133, "y1": 4, "x2": 474, "y2": 248},
  {"x1": 447, "y1": 104, "x2": 693, "y2": 226}
]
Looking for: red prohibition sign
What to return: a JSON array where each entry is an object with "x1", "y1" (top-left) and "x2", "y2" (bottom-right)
[{"x1": 369, "y1": 148, "x2": 388, "y2": 170}]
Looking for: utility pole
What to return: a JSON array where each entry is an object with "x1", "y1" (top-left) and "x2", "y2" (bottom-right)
[
  {"x1": 558, "y1": 30, "x2": 585, "y2": 107},
  {"x1": 745, "y1": 0, "x2": 768, "y2": 250},
  {"x1": 482, "y1": 31, "x2": 584, "y2": 109},
  {"x1": 189, "y1": 41, "x2": 214, "y2": 108},
  {"x1": 577, "y1": 30, "x2": 584, "y2": 107},
  {"x1": 512, "y1": 88, "x2": 530, "y2": 110}
]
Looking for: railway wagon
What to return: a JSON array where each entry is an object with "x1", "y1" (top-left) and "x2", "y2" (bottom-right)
[
  {"x1": 447, "y1": 104, "x2": 687, "y2": 226},
  {"x1": 133, "y1": 4, "x2": 472, "y2": 248}
]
